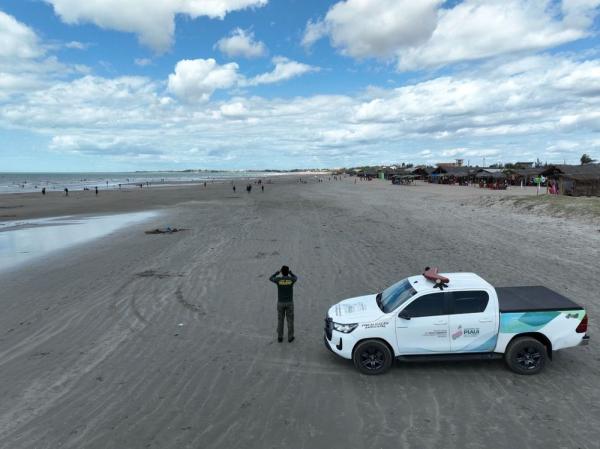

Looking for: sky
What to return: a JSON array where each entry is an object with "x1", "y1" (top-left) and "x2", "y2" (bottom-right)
[{"x1": 1, "y1": 0, "x2": 600, "y2": 171}]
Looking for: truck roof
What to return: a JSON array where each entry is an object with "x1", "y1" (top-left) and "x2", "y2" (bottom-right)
[{"x1": 408, "y1": 272, "x2": 493, "y2": 293}]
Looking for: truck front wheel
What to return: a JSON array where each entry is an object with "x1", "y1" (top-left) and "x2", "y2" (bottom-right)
[
  {"x1": 353, "y1": 340, "x2": 393, "y2": 375},
  {"x1": 505, "y1": 337, "x2": 547, "y2": 375}
]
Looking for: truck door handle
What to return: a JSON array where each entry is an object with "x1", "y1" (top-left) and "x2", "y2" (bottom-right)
[{"x1": 479, "y1": 318, "x2": 492, "y2": 323}]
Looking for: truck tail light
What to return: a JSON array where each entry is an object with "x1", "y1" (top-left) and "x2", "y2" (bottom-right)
[{"x1": 576, "y1": 314, "x2": 588, "y2": 334}]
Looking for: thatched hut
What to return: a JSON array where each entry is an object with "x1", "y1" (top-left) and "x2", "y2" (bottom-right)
[
  {"x1": 475, "y1": 169, "x2": 507, "y2": 189},
  {"x1": 431, "y1": 166, "x2": 475, "y2": 185},
  {"x1": 505, "y1": 167, "x2": 546, "y2": 186},
  {"x1": 411, "y1": 166, "x2": 435, "y2": 180},
  {"x1": 541, "y1": 164, "x2": 600, "y2": 196}
]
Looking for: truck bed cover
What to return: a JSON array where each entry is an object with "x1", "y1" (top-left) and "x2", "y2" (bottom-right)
[{"x1": 497, "y1": 286, "x2": 583, "y2": 313}]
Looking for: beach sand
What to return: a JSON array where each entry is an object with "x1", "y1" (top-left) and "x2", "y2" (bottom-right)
[{"x1": 0, "y1": 177, "x2": 598, "y2": 449}]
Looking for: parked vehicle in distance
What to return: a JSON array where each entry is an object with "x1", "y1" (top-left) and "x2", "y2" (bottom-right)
[{"x1": 324, "y1": 268, "x2": 589, "y2": 375}]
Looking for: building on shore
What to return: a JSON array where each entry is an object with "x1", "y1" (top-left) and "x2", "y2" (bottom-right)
[
  {"x1": 540, "y1": 164, "x2": 600, "y2": 196},
  {"x1": 475, "y1": 169, "x2": 507, "y2": 189},
  {"x1": 504, "y1": 167, "x2": 546, "y2": 186},
  {"x1": 411, "y1": 166, "x2": 435, "y2": 180},
  {"x1": 430, "y1": 166, "x2": 476, "y2": 185}
]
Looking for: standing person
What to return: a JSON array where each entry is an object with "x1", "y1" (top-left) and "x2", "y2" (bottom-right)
[
  {"x1": 261, "y1": 185, "x2": 264, "y2": 192},
  {"x1": 42, "y1": 187, "x2": 46, "y2": 195},
  {"x1": 95, "y1": 186, "x2": 98, "y2": 195},
  {"x1": 64, "y1": 188, "x2": 69, "y2": 196},
  {"x1": 269, "y1": 266, "x2": 298, "y2": 342},
  {"x1": 233, "y1": 185, "x2": 236, "y2": 193}
]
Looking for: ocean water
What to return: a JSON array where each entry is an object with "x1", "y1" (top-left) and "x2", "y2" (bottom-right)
[
  {"x1": 0, "y1": 211, "x2": 157, "y2": 272},
  {"x1": 0, "y1": 171, "x2": 283, "y2": 194}
]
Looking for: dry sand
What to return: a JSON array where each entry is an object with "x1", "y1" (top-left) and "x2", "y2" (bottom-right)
[{"x1": 0, "y1": 178, "x2": 598, "y2": 449}]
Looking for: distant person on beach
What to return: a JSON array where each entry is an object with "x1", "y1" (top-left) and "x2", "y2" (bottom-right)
[
  {"x1": 233, "y1": 185, "x2": 236, "y2": 193},
  {"x1": 246, "y1": 184, "x2": 252, "y2": 193},
  {"x1": 269, "y1": 266, "x2": 298, "y2": 342},
  {"x1": 95, "y1": 186, "x2": 98, "y2": 195},
  {"x1": 42, "y1": 187, "x2": 46, "y2": 195},
  {"x1": 261, "y1": 185, "x2": 264, "y2": 192},
  {"x1": 204, "y1": 182, "x2": 207, "y2": 188},
  {"x1": 64, "y1": 188, "x2": 69, "y2": 196}
]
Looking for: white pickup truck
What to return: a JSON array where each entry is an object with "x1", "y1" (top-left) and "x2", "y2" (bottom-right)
[{"x1": 324, "y1": 270, "x2": 589, "y2": 375}]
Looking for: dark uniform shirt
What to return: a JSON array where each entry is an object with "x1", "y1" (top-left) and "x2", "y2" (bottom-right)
[{"x1": 269, "y1": 273, "x2": 298, "y2": 303}]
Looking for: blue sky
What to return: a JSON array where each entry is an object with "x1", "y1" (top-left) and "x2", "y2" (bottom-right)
[{"x1": 1, "y1": 0, "x2": 600, "y2": 171}]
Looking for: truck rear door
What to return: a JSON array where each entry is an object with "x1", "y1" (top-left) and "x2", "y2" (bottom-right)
[{"x1": 448, "y1": 290, "x2": 498, "y2": 353}]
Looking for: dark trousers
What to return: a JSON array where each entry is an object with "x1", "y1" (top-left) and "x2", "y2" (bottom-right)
[{"x1": 277, "y1": 302, "x2": 294, "y2": 339}]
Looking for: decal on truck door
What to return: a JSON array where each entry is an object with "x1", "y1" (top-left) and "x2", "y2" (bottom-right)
[
  {"x1": 452, "y1": 326, "x2": 463, "y2": 340},
  {"x1": 450, "y1": 325, "x2": 493, "y2": 351},
  {"x1": 423, "y1": 330, "x2": 448, "y2": 338},
  {"x1": 452, "y1": 325, "x2": 480, "y2": 339}
]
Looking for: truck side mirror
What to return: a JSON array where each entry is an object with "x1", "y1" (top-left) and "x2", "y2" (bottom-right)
[{"x1": 398, "y1": 311, "x2": 411, "y2": 320}]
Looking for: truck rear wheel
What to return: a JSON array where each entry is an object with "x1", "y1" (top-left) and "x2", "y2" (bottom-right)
[
  {"x1": 353, "y1": 340, "x2": 393, "y2": 375},
  {"x1": 505, "y1": 337, "x2": 547, "y2": 375}
]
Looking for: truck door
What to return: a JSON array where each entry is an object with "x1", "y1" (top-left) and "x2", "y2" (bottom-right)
[
  {"x1": 448, "y1": 290, "x2": 497, "y2": 353},
  {"x1": 395, "y1": 292, "x2": 450, "y2": 354}
]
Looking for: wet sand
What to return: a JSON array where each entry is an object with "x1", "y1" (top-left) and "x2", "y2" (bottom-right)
[{"x1": 0, "y1": 178, "x2": 598, "y2": 449}]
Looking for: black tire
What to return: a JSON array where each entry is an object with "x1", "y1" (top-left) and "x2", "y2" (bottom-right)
[
  {"x1": 352, "y1": 340, "x2": 393, "y2": 375},
  {"x1": 505, "y1": 337, "x2": 547, "y2": 375}
]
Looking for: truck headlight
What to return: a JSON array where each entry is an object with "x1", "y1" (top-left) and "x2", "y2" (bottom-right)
[{"x1": 333, "y1": 322, "x2": 358, "y2": 333}]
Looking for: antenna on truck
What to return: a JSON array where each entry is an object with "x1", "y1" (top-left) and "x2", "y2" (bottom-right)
[{"x1": 423, "y1": 267, "x2": 450, "y2": 290}]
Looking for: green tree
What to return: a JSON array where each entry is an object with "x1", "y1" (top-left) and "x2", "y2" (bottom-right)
[{"x1": 580, "y1": 153, "x2": 595, "y2": 165}]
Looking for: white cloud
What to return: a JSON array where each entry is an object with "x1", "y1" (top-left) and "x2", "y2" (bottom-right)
[
  {"x1": 244, "y1": 57, "x2": 319, "y2": 86},
  {"x1": 216, "y1": 28, "x2": 267, "y2": 58},
  {"x1": 166, "y1": 57, "x2": 318, "y2": 100},
  {"x1": 0, "y1": 11, "x2": 44, "y2": 59},
  {"x1": 65, "y1": 41, "x2": 88, "y2": 50},
  {"x1": 2, "y1": 50, "x2": 600, "y2": 167},
  {"x1": 441, "y1": 148, "x2": 500, "y2": 158},
  {"x1": 44, "y1": 0, "x2": 269, "y2": 53},
  {"x1": 167, "y1": 59, "x2": 240, "y2": 102},
  {"x1": 220, "y1": 101, "x2": 249, "y2": 118},
  {"x1": 397, "y1": 0, "x2": 598, "y2": 70},
  {"x1": 0, "y1": 12, "x2": 78, "y2": 100},
  {"x1": 301, "y1": 19, "x2": 327, "y2": 49},
  {"x1": 305, "y1": 0, "x2": 441, "y2": 58},
  {"x1": 134, "y1": 58, "x2": 153, "y2": 67},
  {"x1": 562, "y1": 0, "x2": 600, "y2": 28},
  {"x1": 305, "y1": 0, "x2": 600, "y2": 70}
]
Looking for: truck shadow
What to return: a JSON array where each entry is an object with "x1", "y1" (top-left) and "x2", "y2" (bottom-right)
[{"x1": 391, "y1": 358, "x2": 506, "y2": 374}]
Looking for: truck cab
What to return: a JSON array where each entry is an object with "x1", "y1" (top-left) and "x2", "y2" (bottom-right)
[{"x1": 324, "y1": 271, "x2": 588, "y2": 375}]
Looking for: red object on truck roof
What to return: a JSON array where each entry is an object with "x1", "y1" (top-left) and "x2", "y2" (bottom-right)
[{"x1": 423, "y1": 267, "x2": 450, "y2": 284}]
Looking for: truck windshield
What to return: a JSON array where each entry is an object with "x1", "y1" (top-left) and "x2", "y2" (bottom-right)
[{"x1": 379, "y1": 279, "x2": 416, "y2": 313}]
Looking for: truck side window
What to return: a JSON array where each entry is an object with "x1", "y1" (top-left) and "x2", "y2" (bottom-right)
[
  {"x1": 451, "y1": 291, "x2": 489, "y2": 314},
  {"x1": 402, "y1": 293, "x2": 445, "y2": 318}
]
